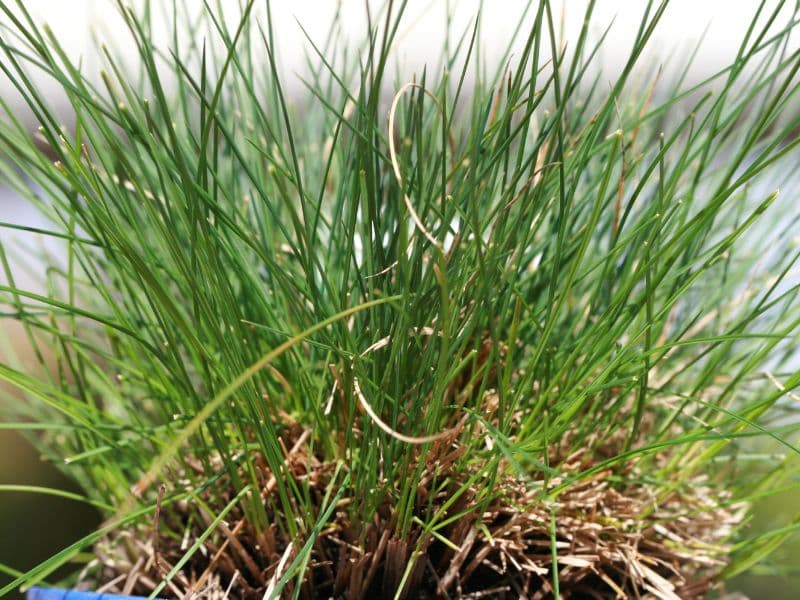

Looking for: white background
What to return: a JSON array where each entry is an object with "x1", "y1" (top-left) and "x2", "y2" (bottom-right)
[{"x1": 1, "y1": 1, "x2": 796, "y2": 125}]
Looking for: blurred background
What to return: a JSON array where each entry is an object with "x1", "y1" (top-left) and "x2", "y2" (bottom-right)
[{"x1": 1, "y1": 1, "x2": 798, "y2": 598}]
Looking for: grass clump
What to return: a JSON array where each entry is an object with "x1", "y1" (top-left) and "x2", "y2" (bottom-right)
[{"x1": 1, "y1": 0, "x2": 800, "y2": 597}]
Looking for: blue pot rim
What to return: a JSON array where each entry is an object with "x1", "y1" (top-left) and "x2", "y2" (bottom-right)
[{"x1": 26, "y1": 587, "x2": 158, "y2": 600}]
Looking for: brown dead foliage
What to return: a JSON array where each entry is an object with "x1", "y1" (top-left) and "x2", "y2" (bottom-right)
[{"x1": 82, "y1": 406, "x2": 742, "y2": 600}]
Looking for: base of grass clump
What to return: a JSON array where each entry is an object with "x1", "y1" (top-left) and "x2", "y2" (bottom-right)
[{"x1": 84, "y1": 412, "x2": 742, "y2": 599}]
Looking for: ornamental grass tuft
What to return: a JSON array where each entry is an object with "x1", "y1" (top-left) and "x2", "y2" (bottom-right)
[{"x1": 1, "y1": 1, "x2": 799, "y2": 598}]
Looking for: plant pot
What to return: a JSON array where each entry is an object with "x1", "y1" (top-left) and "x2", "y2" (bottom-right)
[{"x1": 27, "y1": 588, "x2": 149, "y2": 600}]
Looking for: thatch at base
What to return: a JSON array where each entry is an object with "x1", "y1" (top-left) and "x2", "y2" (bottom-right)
[{"x1": 81, "y1": 414, "x2": 743, "y2": 600}]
